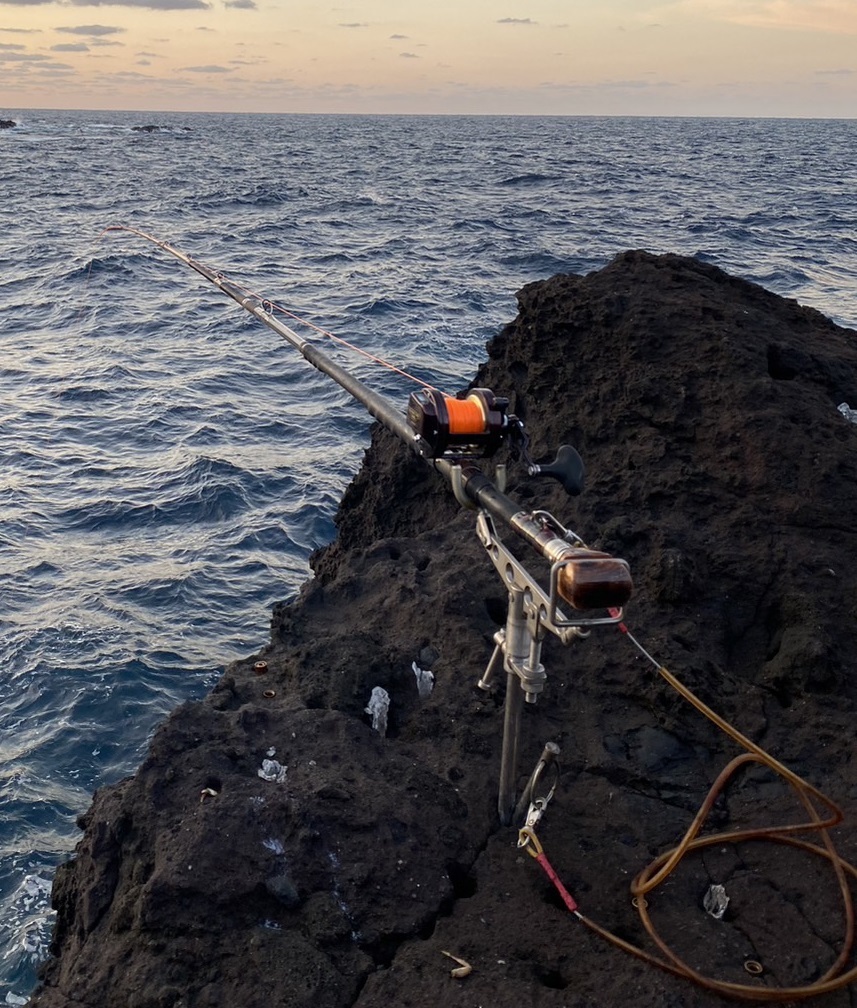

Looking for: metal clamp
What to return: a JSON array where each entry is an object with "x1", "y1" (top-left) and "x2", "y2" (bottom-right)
[
  {"x1": 476, "y1": 511, "x2": 586, "y2": 647},
  {"x1": 449, "y1": 463, "x2": 507, "y2": 509}
]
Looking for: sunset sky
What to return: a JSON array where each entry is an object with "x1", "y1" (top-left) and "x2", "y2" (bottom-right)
[{"x1": 2, "y1": 0, "x2": 855, "y2": 116}]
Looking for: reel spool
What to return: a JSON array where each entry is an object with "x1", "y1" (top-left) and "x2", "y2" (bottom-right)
[{"x1": 407, "y1": 387, "x2": 509, "y2": 459}]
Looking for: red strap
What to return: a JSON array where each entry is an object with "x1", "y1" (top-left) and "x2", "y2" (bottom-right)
[
  {"x1": 608, "y1": 606, "x2": 629, "y2": 634},
  {"x1": 536, "y1": 852, "x2": 579, "y2": 913}
]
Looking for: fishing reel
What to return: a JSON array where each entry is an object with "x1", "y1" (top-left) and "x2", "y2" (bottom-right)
[
  {"x1": 407, "y1": 387, "x2": 508, "y2": 460},
  {"x1": 408, "y1": 386, "x2": 586, "y2": 496}
]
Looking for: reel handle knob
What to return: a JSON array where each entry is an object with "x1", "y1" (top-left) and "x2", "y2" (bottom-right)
[{"x1": 528, "y1": 445, "x2": 585, "y2": 496}]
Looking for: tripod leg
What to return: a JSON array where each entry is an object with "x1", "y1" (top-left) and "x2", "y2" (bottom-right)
[
  {"x1": 497, "y1": 668, "x2": 523, "y2": 825},
  {"x1": 477, "y1": 631, "x2": 505, "y2": 692}
]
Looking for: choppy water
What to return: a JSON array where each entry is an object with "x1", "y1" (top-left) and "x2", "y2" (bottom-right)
[{"x1": 1, "y1": 110, "x2": 855, "y2": 1001}]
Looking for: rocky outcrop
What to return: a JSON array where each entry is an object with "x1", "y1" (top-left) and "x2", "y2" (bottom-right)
[
  {"x1": 0, "y1": 120, "x2": 18, "y2": 129},
  {"x1": 131, "y1": 124, "x2": 191, "y2": 133},
  {"x1": 34, "y1": 252, "x2": 857, "y2": 1008}
]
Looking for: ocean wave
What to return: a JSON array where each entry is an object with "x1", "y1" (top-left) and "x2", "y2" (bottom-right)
[
  {"x1": 495, "y1": 172, "x2": 558, "y2": 186},
  {"x1": 343, "y1": 296, "x2": 435, "y2": 317},
  {"x1": 63, "y1": 252, "x2": 154, "y2": 282}
]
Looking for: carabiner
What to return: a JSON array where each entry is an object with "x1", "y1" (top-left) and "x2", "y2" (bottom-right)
[{"x1": 517, "y1": 824, "x2": 544, "y2": 857}]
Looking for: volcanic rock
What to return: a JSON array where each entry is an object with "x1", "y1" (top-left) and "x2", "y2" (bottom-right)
[{"x1": 33, "y1": 252, "x2": 857, "y2": 1008}]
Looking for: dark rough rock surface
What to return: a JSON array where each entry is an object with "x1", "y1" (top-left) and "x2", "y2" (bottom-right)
[
  {"x1": 34, "y1": 251, "x2": 857, "y2": 1007},
  {"x1": 0, "y1": 119, "x2": 18, "y2": 129}
]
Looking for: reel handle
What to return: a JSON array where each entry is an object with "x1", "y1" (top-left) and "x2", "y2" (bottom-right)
[
  {"x1": 556, "y1": 550, "x2": 633, "y2": 611},
  {"x1": 528, "y1": 445, "x2": 585, "y2": 496}
]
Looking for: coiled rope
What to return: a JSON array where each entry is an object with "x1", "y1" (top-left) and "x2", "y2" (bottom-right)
[{"x1": 521, "y1": 613, "x2": 857, "y2": 1001}]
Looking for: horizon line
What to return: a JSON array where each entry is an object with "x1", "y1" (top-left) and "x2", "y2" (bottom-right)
[{"x1": 5, "y1": 106, "x2": 857, "y2": 122}]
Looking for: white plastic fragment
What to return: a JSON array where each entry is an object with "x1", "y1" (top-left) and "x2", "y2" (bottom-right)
[
  {"x1": 703, "y1": 883, "x2": 730, "y2": 919},
  {"x1": 258, "y1": 758, "x2": 288, "y2": 784},
  {"x1": 837, "y1": 402, "x2": 857, "y2": 424},
  {"x1": 412, "y1": 661, "x2": 435, "y2": 698},
  {"x1": 365, "y1": 686, "x2": 391, "y2": 736}
]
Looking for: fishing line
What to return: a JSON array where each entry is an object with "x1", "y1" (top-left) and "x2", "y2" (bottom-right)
[
  {"x1": 100, "y1": 224, "x2": 443, "y2": 394},
  {"x1": 233, "y1": 285, "x2": 444, "y2": 395}
]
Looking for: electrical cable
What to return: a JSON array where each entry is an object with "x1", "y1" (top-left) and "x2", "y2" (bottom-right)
[{"x1": 522, "y1": 614, "x2": 857, "y2": 1001}]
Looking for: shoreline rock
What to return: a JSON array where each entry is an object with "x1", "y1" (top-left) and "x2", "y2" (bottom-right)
[
  {"x1": 33, "y1": 252, "x2": 857, "y2": 1008},
  {"x1": 0, "y1": 119, "x2": 18, "y2": 129}
]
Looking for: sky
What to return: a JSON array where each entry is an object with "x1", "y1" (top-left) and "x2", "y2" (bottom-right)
[{"x1": 1, "y1": 0, "x2": 856, "y2": 116}]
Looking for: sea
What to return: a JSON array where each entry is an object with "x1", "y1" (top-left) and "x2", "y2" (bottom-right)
[{"x1": 1, "y1": 110, "x2": 855, "y2": 1003}]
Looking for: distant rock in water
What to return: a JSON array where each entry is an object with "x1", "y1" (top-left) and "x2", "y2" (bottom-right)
[
  {"x1": 131, "y1": 124, "x2": 191, "y2": 133},
  {"x1": 32, "y1": 252, "x2": 857, "y2": 1008},
  {"x1": 0, "y1": 119, "x2": 17, "y2": 129}
]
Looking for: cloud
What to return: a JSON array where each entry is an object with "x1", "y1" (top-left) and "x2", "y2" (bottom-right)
[
  {"x1": 36, "y1": 62, "x2": 75, "y2": 72},
  {"x1": 0, "y1": 0, "x2": 54, "y2": 6},
  {"x1": 51, "y1": 41, "x2": 89, "y2": 49},
  {"x1": 0, "y1": 49, "x2": 54, "y2": 59},
  {"x1": 224, "y1": 0, "x2": 256, "y2": 7},
  {"x1": 180, "y1": 62, "x2": 233, "y2": 71},
  {"x1": 399, "y1": 51, "x2": 418, "y2": 58},
  {"x1": 496, "y1": 17, "x2": 536, "y2": 24},
  {"x1": 389, "y1": 33, "x2": 407, "y2": 39},
  {"x1": 0, "y1": 39, "x2": 25, "y2": 46},
  {"x1": 338, "y1": 22, "x2": 367, "y2": 28},
  {"x1": 655, "y1": 0, "x2": 857, "y2": 35},
  {"x1": 815, "y1": 67, "x2": 855, "y2": 75},
  {"x1": 67, "y1": 0, "x2": 211, "y2": 9},
  {"x1": 607, "y1": 78, "x2": 675, "y2": 90},
  {"x1": 0, "y1": 25, "x2": 42, "y2": 30},
  {"x1": 57, "y1": 23, "x2": 123, "y2": 33}
]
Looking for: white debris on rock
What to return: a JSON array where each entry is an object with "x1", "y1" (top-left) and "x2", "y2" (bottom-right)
[
  {"x1": 257, "y1": 758, "x2": 288, "y2": 784},
  {"x1": 365, "y1": 686, "x2": 391, "y2": 736},
  {"x1": 703, "y1": 883, "x2": 730, "y2": 919},
  {"x1": 412, "y1": 661, "x2": 434, "y2": 698},
  {"x1": 837, "y1": 402, "x2": 857, "y2": 424}
]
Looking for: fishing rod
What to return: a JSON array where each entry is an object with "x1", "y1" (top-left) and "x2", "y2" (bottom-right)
[{"x1": 104, "y1": 225, "x2": 633, "y2": 824}]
